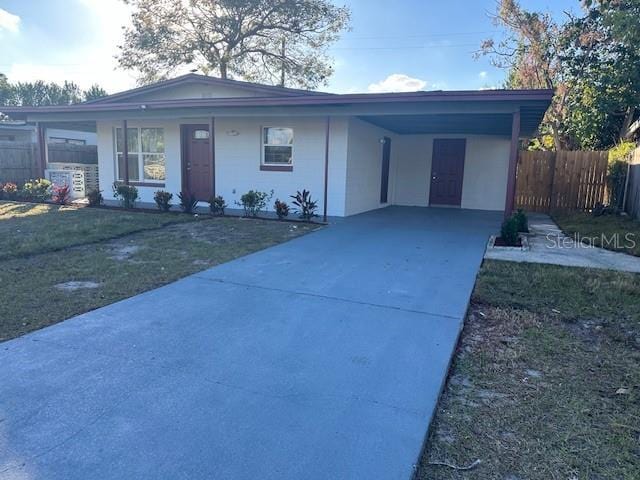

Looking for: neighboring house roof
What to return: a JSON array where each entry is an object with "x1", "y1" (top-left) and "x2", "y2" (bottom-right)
[{"x1": 84, "y1": 73, "x2": 331, "y2": 105}]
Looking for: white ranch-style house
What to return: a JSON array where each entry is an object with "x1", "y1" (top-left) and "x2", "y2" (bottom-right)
[{"x1": 2, "y1": 74, "x2": 552, "y2": 219}]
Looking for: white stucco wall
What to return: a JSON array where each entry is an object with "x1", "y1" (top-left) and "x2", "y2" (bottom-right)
[
  {"x1": 214, "y1": 116, "x2": 348, "y2": 217},
  {"x1": 96, "y1": 116, "x2": 349, "y2": 216},
  {"x1": 344, "y1": 117, "x2": 396, "y2": 216},
  {"x1": 390, "y1": 134, "x2": 510, "y2": 211},
  {"x1": 96, "y1": 115, "x2": 510, "y2": 215}
]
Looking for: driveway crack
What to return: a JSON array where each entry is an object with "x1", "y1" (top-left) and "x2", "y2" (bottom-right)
[{"x1": 192, "y1": 275, "x2": 462, "y2": 321}]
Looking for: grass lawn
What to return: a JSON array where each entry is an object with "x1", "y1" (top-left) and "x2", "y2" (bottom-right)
[
  {"x1": 0, "y1": 201, "x2": 316, "y2": 342},
  {"x1": 418, "y1": 260, "x2": 640, "y2": 480},
  {"x1": 553, "y1": 210, "x2": 640, "y2": 256},
  {"x1": 0, "y1": 201, "x2": 195, "y2": 260}
]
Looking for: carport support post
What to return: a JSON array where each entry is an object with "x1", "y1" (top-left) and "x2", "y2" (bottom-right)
[
  {"x1": 504, "y1": 110, "x2": 520, "y2": 218},
  {"x1": 36, "y1": 123, "x2": 47, "y2": 178},
  {"x1": 122, "y1": 120, "x2": 129, "y2": 185},
  {"x1": 323, "y1": 116, "x2": 330, "y2": 222},
  {"x1": 210, "y1": 116, "x2": 216, "y2": 198}
]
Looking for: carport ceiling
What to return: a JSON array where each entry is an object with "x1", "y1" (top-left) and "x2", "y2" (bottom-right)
[{"x1": 359, "y1": 106, "x2": 547, "y2": 136}]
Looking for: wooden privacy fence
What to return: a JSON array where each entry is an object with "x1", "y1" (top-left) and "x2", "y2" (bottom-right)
[
  {"x1": 0, "y1": 142, "x2": 97, "y2": 185},
  {"x1": 0, "y1": 141, "x2": 40, "y2": 183},
  {"x1": 625, "y1": 146, "x2": 640, "y2": 219},
  {"x1": 515, "y1": 150, "x2": 609, "y2": 213}
]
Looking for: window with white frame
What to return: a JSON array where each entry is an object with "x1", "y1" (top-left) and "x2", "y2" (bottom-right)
[
  {"x1": 262, "y1": 127, "x2": 293, "y2": 165},
  {"x1": 115, "y1": 127, "x2": 165, "y2": 182}
]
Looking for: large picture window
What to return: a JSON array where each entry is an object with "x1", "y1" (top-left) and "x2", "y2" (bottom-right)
[
  {"x1": 115, "y1": 127, "x2": 165, "y2": 182},
  {"x1": 262, "y1": 127, "x2": 293, "y2": 165}
]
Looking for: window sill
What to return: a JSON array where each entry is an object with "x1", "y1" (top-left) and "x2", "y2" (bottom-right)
[
  {"x1": 116, "y1": 181, "x2": 166, "y2": 188},
  {"x1": 260, "y1": 165, "x2": 293, "y2": 172}
]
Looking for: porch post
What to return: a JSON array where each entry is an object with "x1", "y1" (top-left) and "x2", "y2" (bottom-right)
[
  {"x1": 323, "y1": 116, "x2": 330, "y2": 222},
  {"x1": 504, "y1": 110, "x2": 520, "y2": 218},
  {"x1": 210, "y1": 116, "x2": 216, "y2": 198},
  {"x1": 122, "y1": 119, "x2": 129, "y2": 185},
  {"x1": 36, "y1": 123, "x2": 47, "y2": 178}
]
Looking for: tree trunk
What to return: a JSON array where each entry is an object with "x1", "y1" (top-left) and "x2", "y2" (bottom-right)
[
  {"x1": 621, "y1": 107, "x2": 636, "y2": 141},
  {"x1": 219, "y1": 61, "x2": 228, "y2": 79}
]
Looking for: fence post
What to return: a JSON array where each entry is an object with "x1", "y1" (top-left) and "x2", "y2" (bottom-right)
[{"x1": 547, "y1": 151, "x2": 557, "y2": 213}]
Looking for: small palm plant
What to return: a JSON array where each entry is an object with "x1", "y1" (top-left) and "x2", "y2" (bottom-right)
[{"x1": 290, "y1": 189, "x2": 318, "y2": 220}]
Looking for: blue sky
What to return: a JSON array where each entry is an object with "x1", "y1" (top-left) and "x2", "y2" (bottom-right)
[{"x1": 0, "y1": 0, "x2": 579, "y2": 94}]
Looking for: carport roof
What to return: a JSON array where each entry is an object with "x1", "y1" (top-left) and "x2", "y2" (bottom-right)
[{"x1": 1, "y1": 85, "x2": 552, "y2": 137}]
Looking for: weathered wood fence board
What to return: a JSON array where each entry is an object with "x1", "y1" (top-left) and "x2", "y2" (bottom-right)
[
  {"x1": 515, "y1": 150, "x2": 609, "y2": 213},
  {"x1": 0, "y1": 141, "x2": 40, "y2": 184},
  {"x1": 0, "y1": 142, "x2": 97, "y2": 185},
  {"x1": 625, "y1": 146, "x2": 640, "y2": 219}
]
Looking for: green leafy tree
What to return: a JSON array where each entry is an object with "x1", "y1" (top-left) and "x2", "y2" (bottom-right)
[
  {"x1": 480, "y1": 0, "x2": 640, "y2": 150},
  {"x1": 117, "y1": 0, "x2": 351, "y2": 88},
  {"x1": 0, "y1": 78, "x2": 107, "y2": 107},
  {"x1": 561, "y1": 0, "x2": 640, "y2": 149},
  {"x1": 83, "y1": 84, "x2": 108, "y2": 101}
]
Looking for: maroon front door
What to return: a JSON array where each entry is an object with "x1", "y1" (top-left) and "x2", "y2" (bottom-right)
[
  {"x1": 182, "y1": 124, "x2": 213, "y2": 201},
  {"x1": 429, "y1": 139, "x2": 466, "y2": 206}
]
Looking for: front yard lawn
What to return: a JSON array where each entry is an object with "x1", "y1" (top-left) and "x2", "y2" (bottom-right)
[
  {"x1": 419, "y1": 260, "x2": 640, "y2": 480},
  {"x1": 0, "y1": 201, "x2": 194, "y2": 260},
  {"x1": 553, "y1": 210, "x2": 640, "y2": 257},
  {"x1": 0, "y1": 201, "x2": 316, "y2": 341}
]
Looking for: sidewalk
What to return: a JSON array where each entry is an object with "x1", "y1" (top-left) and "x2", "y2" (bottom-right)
[{"x1": 485, "y1": 213, "x2": 640, "y2": 273}]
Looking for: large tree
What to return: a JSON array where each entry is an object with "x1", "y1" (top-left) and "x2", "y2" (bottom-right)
[
  {"x1": 561, "y1": 0, "x2": 640, "y2": 149},
  {"x1": 117, "y1": 0, "x2": 350, "y2": 88},
  {"x1": 479, "y1": 0, "x2": 640, "y2": 150},
  {"x1": 478, "y1": 0, "x2": 572, "y2": 149}
]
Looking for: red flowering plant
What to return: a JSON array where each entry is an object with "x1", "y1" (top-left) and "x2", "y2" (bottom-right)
[
  {"x1": 2, "y1": 182, "x2": 18, "y2": 199},
  {"x1": 52, "y1": 184, "x2": 71, "y2": 205}
]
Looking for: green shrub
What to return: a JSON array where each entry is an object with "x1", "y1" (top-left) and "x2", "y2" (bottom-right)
[
  {"x1": 500, "y1": 216, "x2": 520, "y2": 246},
  {"x1": 208, "y1": 195, "x2": 227, "y2": 215},
  {"x1": 178, "y1": 190, "x2": 198, "y2": 213},
  {"x1": 290, "y1": 189, "x2": 318, "y2": 220},
  {"x1": 236, "y1": 189, "x2": 273, "y2": 217},
  {"x1": 153, "y1": 190, "x2": 173, "y2": 212},
  {"x1": 274, "y1": 199, "x2": 289, "y2": 219},
  {"x1": 112, "y1": 182, "x2": 139, "y2": 209},
  {"x1": 513, "y1": 209, "x2": 529, "y2": 233},
  {"x1": 87, "y1": 189, "x2": 103, "y2": 207},
  {"x1": 20, "y1": 178, "x2": 52, "y2": 202}
]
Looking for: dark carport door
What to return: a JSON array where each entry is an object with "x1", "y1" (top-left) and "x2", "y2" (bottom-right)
[
  {"x1": 380, "y1": 137, "x2": 391, "y2": 203},
  {"x1": 429, "y1": 138, "x2": 466, "y2": 206},
  {"x1": 182, "y1": 124, "x2": 213, "y2": 201}
]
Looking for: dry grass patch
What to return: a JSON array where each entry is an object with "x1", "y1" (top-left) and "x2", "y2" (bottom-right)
[
  {"x1": 418, "y1": 260, "x2": 640, "y2": 480},
  {"x1": 0, "y1": 212, "x2": 316, "y2": 341}
]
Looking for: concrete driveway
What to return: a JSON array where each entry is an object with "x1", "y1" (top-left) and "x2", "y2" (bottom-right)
[{"x1": 0, "y1": 206, "x2": 500, "y2": 480}]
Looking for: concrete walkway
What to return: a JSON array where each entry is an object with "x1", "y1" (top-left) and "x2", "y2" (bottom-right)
[
  {"x1": 485, "y1": 213, "x2": 640, "y2": 273},
  {"x1": 0, "y1": 207, "x2": 501, "y2": 480}
]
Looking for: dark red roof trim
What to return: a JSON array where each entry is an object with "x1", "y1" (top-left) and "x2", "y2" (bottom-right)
[{"x1": 2, "y1": 89, "x2": 554, "y2": 115}]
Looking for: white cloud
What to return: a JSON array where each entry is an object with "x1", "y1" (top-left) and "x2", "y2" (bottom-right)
[
  {"x1": 5, "y1": 0, "x2": 137, "y2": 93},
  {"x1": 479, "y1": 71, "x2": 488, "y2": 79},
  {"x1": 368, "y1": 74, "x2": 427, "y2": 93},
  {"x1": 0, "y1": 8, "x2": 20, "y2": 33}
]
